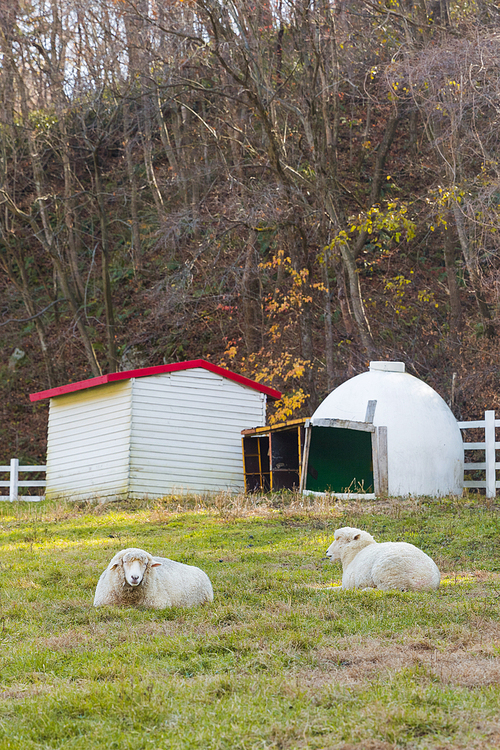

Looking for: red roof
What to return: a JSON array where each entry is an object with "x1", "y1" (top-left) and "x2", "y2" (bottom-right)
[{"x1": 29, "y1": 359, "x2": 282, "y2": 402}]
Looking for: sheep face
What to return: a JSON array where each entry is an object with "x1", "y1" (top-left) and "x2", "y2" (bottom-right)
[
  {"x1": 110, "y1": 549, "x2": 162, "y2": 588},
  {"x1": 326, "y1": 527, "x2": 375, "y2": 564}
]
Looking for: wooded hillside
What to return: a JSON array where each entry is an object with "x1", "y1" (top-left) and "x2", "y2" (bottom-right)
[{"x1": 1, "y1": 0, "x2": 500, "y2": 463}]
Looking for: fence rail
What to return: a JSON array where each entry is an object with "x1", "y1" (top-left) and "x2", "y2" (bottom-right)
[
  {"x1": 0, "y1": 459, "x2": 46, "y2": 502},
  {"x1": 458, "y1": 410, "x2": 499, "y2": 499}
]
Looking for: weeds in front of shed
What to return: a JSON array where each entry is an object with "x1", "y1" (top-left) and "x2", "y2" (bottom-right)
[
  {"x1": 143, "y1": 489, "x2": 355, "y2": 524},
  {"x1": 0, "y1": 497, "x2": 499, "y2": 749}
]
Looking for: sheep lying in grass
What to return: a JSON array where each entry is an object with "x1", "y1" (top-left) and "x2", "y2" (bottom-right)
[
  {"x1": 93, "y1": 547, "x2": 214, "y2": 608},
  {"x1": 326, "y1": 527, "x2": 440, "y2": 592}
]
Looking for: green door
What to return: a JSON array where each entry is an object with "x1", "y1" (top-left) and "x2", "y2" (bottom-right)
[{"x1": 305, "y1": 427, "x2": 374, "y2": 493}]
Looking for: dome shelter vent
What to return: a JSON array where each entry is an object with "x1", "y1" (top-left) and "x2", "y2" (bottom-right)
[{"x1": 369, "y1": 361, "x2": 405, "y2": 373}]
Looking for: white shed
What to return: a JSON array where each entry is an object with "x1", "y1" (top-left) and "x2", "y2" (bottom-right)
[
  {"x1": 30, "y1": 360, "x2": 281, "y2": 501},
  {"x1": 303, "y1": 361, "x2": 463, "y2": 498}
]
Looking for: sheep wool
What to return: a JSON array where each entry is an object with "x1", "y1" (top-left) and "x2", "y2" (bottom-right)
[
  {"x1": 326, "y1": 527, "x2": 440, "y2": 592},
  {"x1": 93, "y1": 547, "x2": 214, "y2": 608}
]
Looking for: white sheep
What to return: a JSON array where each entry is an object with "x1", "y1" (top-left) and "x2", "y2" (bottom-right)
[
  {"x1": 93, "y1": 547, "x2": 214, "y2": 608},
  {"x1": 326, "y1": 527, "x2": 440, "y2": 592}
]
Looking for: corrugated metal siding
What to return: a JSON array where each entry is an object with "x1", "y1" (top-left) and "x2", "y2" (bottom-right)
[
  {"x1": 46, "y1": 381, "x2": 132, "y2": 500},
  {"x1": 129, "y1": 369, "x2": 266, "y2": 495}
]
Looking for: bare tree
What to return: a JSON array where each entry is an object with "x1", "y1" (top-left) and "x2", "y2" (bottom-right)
[{"x1": 387, "y1": 33, "x2": 500, "y2": 337}]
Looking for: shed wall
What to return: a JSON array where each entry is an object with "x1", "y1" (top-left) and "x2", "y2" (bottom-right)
[
  {"x1": 129, "y1": 369, "x2": 266, "y2": 495},
  {"x1": 45, "y1": 381, "x2": 132, "y2": 500}
]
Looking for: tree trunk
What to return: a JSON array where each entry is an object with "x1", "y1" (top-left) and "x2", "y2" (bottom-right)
[
  {"x1": 290, "y1": 224, "x2": 319, "y2": 409},
  {"x1": 338, "y1": 238, "x2": 376, "y2": 359},
  {"x1": 323, "y1": 192, "x2": 376, "y2": 358},
  {"x1": 452, "y1": 200, "x2": 495, "y2": 338},
  {"x1": 141, "y1": 92, "x2": 165, "y2": 215},
  {"x1": 154, "y1": 87, "x2": 189, "y2": 205},
  {"x1": 322, "y1": 246, "x2": 335, "y2": 392},
  {"x1": 241, "y1": 230, "x2": 262, "y2": 355},
  {"x1": 57, "y1": 111, "x2": 85, "y2": 302},
  {"x1": 124, "y1": 99, "x2": 142, "y2": 270},
  {"x1": 442, "y1": 218, "x2": 463, "y2": 344},
  {"x1": 93, "y1": 148, "x2": 118, "y2": 372}
]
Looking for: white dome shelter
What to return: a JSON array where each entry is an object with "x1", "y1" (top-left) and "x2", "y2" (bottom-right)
[{"x1": 304, "y1": 361, "x2": 463, "y2": 498}]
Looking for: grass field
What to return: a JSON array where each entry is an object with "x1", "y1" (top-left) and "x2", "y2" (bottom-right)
[{"x1": 0, "y1": 492, "x2": 499, "y2": 749}]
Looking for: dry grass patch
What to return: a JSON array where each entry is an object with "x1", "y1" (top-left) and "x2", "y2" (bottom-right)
[{"x1": 315, "y1": 636, "x2": 500, "y2": 688}]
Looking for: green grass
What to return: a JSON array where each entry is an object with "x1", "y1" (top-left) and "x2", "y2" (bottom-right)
[{"x1": 0, "y1": 493, "x2": 499, "y2": 749}]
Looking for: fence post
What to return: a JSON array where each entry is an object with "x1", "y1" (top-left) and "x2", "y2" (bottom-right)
[
  {"x1": 9, "y1": 458, "x2": 19, "y2": 501},
  {"x1": 485, "y1": 410, "x2": 496, "y2": 499}
]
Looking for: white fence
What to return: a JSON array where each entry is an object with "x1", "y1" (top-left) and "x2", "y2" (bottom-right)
[
  {"x1": 459, "y1": 410, "x2": 499, "y2": 499},
  {"x1": 0, "y1": 459, "x2": 46, "y2": 502}
]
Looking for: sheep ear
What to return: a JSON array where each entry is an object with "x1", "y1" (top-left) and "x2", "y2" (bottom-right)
[
  {"x1": 151, "y1": 561, "x2": 162, "y2": 568},
  {"x1": 353, "y1": 534, "x2": 360, "y2": 540},
  {"x1": 110, "y1": 562, "x2": 120, "y2": 570}
]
